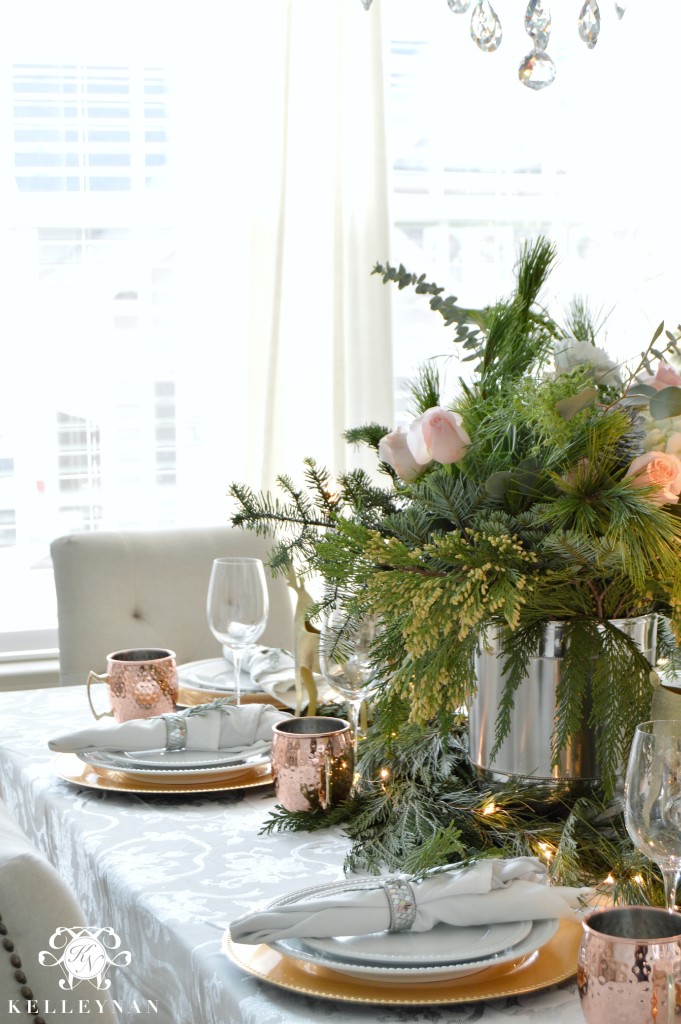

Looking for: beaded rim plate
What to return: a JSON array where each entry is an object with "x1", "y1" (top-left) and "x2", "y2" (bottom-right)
[
  {"x1": 78, "y1": 748, "x2": 271, "y2": 784},
  {"x1": 301, "y1": 917, "x2": 534, "y2": 965},
  {"x1": 274, "y1": 919, "x2": 556, "y2": 983},
  {"x1": 222, "y1": 918, "x2": 581, "y2": 1006},
  {"x1": 178, "y1": 658, "x2": 261, "y2": 694},
  {"x1": 53, "y1": 752, "x2": 274, "y2": 795}
]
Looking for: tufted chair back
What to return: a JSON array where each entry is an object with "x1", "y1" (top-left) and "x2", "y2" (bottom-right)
[
  {"x1": 0, "y1": 799, "x2": 120, "y2": 1022},
  {"x1": 50, "y1": 526, "x2": 294, "y2": 687}
]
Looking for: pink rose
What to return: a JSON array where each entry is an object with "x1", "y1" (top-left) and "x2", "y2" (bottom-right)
[
  {"x1": 407, "y1": 407, "x2": 470, "y2": 466},
  {"x1": 625, "y1": 450, "x2": 681, "y2": 505},
  {"x1": 378, "y1": 430, "x2": 426, "y2": 482},
  {"x1": 637, "y1": 363, "x2": 681, "y2": 391}
]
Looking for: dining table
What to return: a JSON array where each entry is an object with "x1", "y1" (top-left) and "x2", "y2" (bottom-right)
[{"x1": 0, "y1": 684, "x2": 586, "y2": 1024}]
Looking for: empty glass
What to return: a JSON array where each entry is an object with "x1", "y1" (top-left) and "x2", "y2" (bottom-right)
[
  {"x1": 206, "y1": 557, "x2": 268, "y2": 705},
  {"x1": 624, "y1": 719, "x2": 681, "y2": 913},
  {"x1": 318, "y1": 606, "x2": 381, "y2": 755}
]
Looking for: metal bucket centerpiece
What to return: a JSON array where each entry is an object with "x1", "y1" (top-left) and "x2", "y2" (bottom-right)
[{"x1": 467, "y1": 614, "x2": 658, "y2": 787}]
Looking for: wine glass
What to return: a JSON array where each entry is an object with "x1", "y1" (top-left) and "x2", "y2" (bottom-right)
[
  {"x1": 625, "y1": 719, "x2": 681, "y2": 912},
  {"x1": 206, "y1": 557, "x2": 269, "y2": 705},
  {"x1": 318, "y1": 606, "x2": 381, "y2": 755}
]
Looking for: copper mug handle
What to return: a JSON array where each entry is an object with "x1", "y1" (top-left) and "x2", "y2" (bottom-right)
[{"x1": 87, "y1": 671, "x2": 115, "y2": 720}]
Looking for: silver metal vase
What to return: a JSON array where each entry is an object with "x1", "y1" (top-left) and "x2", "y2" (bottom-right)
[{"x1": 467, "y1": 614, "x2": 658, "y2": 787}]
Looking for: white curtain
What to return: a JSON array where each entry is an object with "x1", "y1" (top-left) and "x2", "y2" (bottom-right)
[
  {"x1": 168, "y1": 0, "x2": 394, "y2": 504},
  {"x1": 244, "y1": 0, "x2": 394, "y2": 490}
]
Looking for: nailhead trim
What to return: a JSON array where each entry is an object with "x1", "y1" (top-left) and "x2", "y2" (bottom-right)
[{"x1": 0, "y1": 912, "x2": 45, "y2": 1023}]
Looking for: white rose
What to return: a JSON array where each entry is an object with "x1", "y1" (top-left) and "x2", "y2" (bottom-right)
[{"x1": 554, "y1": 338, "x2": 621, "y2": 388}]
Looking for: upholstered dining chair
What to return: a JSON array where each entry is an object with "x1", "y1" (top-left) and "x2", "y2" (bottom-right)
[
  {"x1": 50, "y1": 526, "x2": 294, "y2": 687},
  {"x1": 0, "y1": 799, "x2": 120, "y2": 1022}
]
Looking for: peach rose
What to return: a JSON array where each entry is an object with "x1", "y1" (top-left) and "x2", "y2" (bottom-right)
[
  {"x1": 625, "y1": 450, "x2": 681, "y2": 505},
  {"x1": 667, "y1": 432, "x2": 681, "y2": 457},
  {"x1": 637, "y1": 363, "x2": 681, "y2": 391},
  {"x1": 407, "y1": 407, "x2": 470, "y2": 466},
  {"x1": 378, "y1": 430, "x2": 426, "y2": 482}
]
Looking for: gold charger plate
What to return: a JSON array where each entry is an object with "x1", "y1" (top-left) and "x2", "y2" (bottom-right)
[
  {"x1": 53, "y1": 752, "x2": 274, "y2": 795},
  {"x1": 177, "y1": 685, "x2": 289, "y2": 710},
  {"x1": 222, "y1": 918, "x2": 581, "y2": 1006}
]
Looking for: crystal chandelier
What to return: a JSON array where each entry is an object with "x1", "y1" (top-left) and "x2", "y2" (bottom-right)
[{"x1": 360, "y1": 0, "x2": 624, "y2": 91}]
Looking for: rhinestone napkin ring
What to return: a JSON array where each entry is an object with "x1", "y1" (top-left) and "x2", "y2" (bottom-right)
[
  {"x1": 163, "y1": 713, "x2": 187, "y2": 751},
  {"x1": 381, "y1": 878, "x2": 417, "y2": 932}
]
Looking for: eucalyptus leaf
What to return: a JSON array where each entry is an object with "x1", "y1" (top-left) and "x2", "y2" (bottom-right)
[
  {"x1": 624, "y1": 384, "x2": 658, "y2": 398},
  {"x1": 485, "y1": 471, "x2": 513, "y2": 498},
  {"x1": 554, "y1": 387, "x2": 598, "y2": 421},
  {"x1": 649, "y1": 387, "x2": 681, "y2": 421}
]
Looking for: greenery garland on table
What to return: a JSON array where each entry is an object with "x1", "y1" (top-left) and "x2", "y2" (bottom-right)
[
  {"x1": 231, "y1": 236, "x2": 681, "y2": 894},
  {"x1": 261, "y1": 720, "x2": 664, "y2": 907}
]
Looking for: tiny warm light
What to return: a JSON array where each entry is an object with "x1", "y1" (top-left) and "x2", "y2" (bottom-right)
[
  {"x1": 633, "y1": 874, "x2": 644, "y2": 885},
  {"x1": 481, "y1": 801, "x2": 497, "y2": 816},
  {"x1": 379, "y1": 767, "x2": 390, "y2": 780},
  {"x1": 537, "y1": 841, "x2": 554, "y2": 861},
  {"x1": 604, "y1": 874, "x2": 615, "y2": 885}
]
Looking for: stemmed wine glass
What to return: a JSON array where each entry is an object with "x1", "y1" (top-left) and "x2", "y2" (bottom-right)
[
  {"x1": 318, "y1": 606, "x2": 382, "y2": 755},
  {"x1": 624, "y1": 719, "x2": 681, "y2": 912},
  {"x1": 206, "y1": 557, "x2": 269, "y2": 706}
]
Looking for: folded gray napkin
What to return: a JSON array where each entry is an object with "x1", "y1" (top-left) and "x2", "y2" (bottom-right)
[
  {"x1": 48, "y1": 700, "x2": 291, "y2": 754},
  {"x1": 202, "y1": 646, "x2": 332, "y2": 707},
  {"x1": 230, "y1": 857, "x2": 592, "y2": 944}
]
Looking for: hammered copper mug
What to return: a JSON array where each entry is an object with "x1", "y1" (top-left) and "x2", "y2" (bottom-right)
[
  {"x1": 578, "y1": 906, "x2": 681, "y2": 1024},
  {"x1": 87, "y1": 648, "x2": 178, "y2": 722},
  {"x1": 271, "y1": 717, "x2": 353, "y2": 812}
]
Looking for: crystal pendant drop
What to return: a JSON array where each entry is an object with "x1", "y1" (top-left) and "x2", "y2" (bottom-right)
[
  {"x1": 518, "y1": 50, "x2": 557, "y2": 89},
  {"x1": 470, "y1": 0, "x2": 502, "y2": 52},
  {"x1": 578, "y1": 0, "x2": 601, "y2": 48},
  {"x1": 360, "y1": 0, "x2": 373, "y2": 9},
  {"x1": 525, "y1": 0, "x2": 551, "y2": 51},
  {"x1": 448, "y1": 0, "x2": 473, "y2": 11}
]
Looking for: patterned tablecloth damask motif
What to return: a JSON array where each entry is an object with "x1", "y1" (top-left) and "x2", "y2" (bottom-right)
[{"x1": 0, "y1": 687, "x2": 585, "y2": 1024}]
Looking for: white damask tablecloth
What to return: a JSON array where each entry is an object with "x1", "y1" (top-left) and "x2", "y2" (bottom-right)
[{"x1": 0, "y1": 687, "x2": 585, "y2": 1024}]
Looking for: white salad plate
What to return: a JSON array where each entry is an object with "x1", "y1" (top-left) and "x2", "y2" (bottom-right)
[
  {"x1": 177, "y1": 658, "x2": 260, "y2": 694},
  {"x1": 272, "y1": 919, "x2": 559, "y2": 984},
  {"x1": 79, "y1": 748, "x2": 271, "y2": 784},
  {"x1": 303, "y1": 917, "x2": 533, "y2": 965}
]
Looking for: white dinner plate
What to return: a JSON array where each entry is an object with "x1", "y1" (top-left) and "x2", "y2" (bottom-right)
[
  {"x1": 177, "y1": 658, "x2": 260, "y2": 694},
  {"x1": 303, "y1": 917, "x2": 533, "y2": 965},
  {"x1": 86, "y1": 746, "x2": 271, "y2": 769},
  {"x1": 79, "y1": 748, "x2": 271, "y2": 784},
  {"x1": 271, "y1": 918, "x2": 558, "y2": 984}
]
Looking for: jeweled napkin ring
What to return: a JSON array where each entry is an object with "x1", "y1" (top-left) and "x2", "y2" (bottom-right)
[
  {"x1": 163, "y1": 713, "x2": 187, "y2": 751},
  {"x1": 381, "y1": 877, "x2": 417, "y2": 932}
]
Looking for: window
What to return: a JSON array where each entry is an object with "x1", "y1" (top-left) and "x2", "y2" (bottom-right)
[{"x1": 2, "y1": 1, "x2": 678, "y2": 657}]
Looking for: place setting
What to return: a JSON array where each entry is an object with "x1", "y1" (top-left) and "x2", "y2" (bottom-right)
[
  {"x1": 222, "y1": 856, "x2": 589, "y2": 1006},
  {"x1": 177, "y1": 554, "x2": 331, "y2": 711},
  {"x1": 49, "y1": 676, "x2": 290, "y2": 794}
]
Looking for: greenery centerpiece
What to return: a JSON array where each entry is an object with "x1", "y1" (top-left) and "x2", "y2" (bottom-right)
[{"x1": 231, "y1": 237, "x2": 681, "y2": 894}]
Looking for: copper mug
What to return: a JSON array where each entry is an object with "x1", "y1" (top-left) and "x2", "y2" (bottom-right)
[
  {"x1": 578, "y1": 906, "x2": 681, "y2": 1024},
  {"x1": 271, "y1": 717, "x2": 353, "y2": 812},
  {"x1": 87, "y1": 648, "x2": 178, "y2": 723}
]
